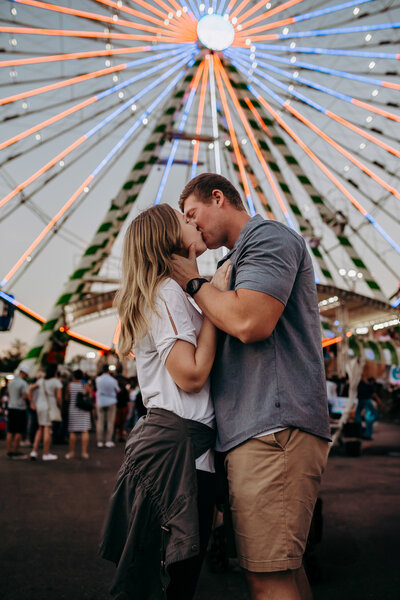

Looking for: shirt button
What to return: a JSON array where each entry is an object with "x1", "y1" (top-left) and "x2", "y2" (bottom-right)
[
  {"x1": 191, "y1": 544, "x2": 198, "y2": 552},
  {"x1": 275, "y1": 401, "x2": 281, "y2": 408}
]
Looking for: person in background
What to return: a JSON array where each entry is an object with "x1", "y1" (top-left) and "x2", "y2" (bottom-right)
[
  {"x1": 356, "y1": 373, "x2": 382, "y2": 441},
  {"x1": 126, "y1": 376, "x2": 139, "y2": 431},
  {"x1": 114, "y1": 365, "x2": 130, "y2": 443},
  {"x1": 66, "y1": 369, "x2": 92, "y2": 460},
  {"x1": 29, "y1": 364, "x2": 62, "y2": 461},
  {"x1": 6, "y1": 365, "x2": 30, "y2": 460},
  {"x1": 95, "y1": 364, "x2": 119, "y2": 448},
  {"x1": 27, "y1": 374, "x2": 41, "y2": 446}
]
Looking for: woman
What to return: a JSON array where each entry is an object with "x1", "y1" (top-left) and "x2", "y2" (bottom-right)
[
  {"x1": 66, "y1": 369, "x2": 93, "y2": 460},
  {"x1": 100, "y1": 204, "x2": 230, "y2": 600},
  {"x1": 29, "y1": 364, "x2": 62, "y2": 461}
]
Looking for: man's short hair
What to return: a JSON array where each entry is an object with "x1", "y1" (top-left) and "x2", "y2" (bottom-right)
[{"x1": 179, "y1": 173, "x2": 245, "y2": 212}]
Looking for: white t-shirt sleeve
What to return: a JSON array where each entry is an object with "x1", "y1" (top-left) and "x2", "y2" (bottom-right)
[{"x1": 151, "y1": 284, "x2": 197, "y2": 365}]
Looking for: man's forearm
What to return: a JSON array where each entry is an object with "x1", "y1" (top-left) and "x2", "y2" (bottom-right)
[{"x1": 193, "y1": 283, "x2": 249, "y2": 342}]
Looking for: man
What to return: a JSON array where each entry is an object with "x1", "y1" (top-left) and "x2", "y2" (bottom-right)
[
  {"x1": 172, "y1": 173, "x2": 330, "y2": 600},
  {"x1": 6, "y1": 365, "x2": 31, "y2": 460},
  {"x1": 95, "y1": 364, "x2": 119, "y2": 448},
  {"x1": 356, "y1": 371, "x2": 382, "y2": 441}
]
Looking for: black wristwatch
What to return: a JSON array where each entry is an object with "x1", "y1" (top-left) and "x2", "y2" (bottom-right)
[{"x1": 186, "y1": 277, "x2": 209, "y2": 297}]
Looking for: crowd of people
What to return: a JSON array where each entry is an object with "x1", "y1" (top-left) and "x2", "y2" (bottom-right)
[{"x1": 0, "y1": 363, "x2": 141, "y2": 461}]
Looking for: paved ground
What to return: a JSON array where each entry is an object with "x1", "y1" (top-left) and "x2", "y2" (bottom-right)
[{"x1": 1, "y1": 421, "x2": 399, "y2": 600}]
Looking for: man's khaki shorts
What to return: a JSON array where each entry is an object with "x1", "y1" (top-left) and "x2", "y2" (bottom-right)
[{"x1": 225, "y1": 428, "x2": 329, "y2": 573}]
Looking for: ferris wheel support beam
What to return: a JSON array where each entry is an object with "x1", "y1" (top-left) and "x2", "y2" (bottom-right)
[
  {"x1": 191, "y1": 58, "x2": 209, "y2": 178},
  {"x1": 236, "y1": 0, "x2": 304, "y2": 26},
  {"x1": 22, "y1": 60, "x2": 201, "y2": 369},
  {"x1": 253, "y1": 44, "x2": 400, "y2": 61},
  {"x1": 208, "y1": 53, "x2": 222, "y2": 175}
]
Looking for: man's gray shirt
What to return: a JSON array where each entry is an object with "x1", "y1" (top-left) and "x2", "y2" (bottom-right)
[{"x1": 211, "y1": 215, "x2": 330, "y2": 452}]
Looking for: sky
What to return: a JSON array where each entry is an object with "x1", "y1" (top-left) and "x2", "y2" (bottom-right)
[{"x1": 0, "y1": 0, "x2": 399, "y2": 360}]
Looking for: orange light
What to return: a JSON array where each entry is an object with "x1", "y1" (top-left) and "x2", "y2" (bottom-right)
[
  {"x1": 0, "y1": 45, "x2": 152, "y2": 68},
  {"x1": 0, "y1": 98, "x2": 96, "y2": 151},
  {"x1": 112, "y1": 320, "x2": 121, "y2": 347},
  {"x1": 61, "y1": 327, "x2": 111, "y2": 352},
  {"x1": 192, "y1": 59, "x2": 209, "y2": 168},
  {"x1": 256, "y1": 96, "x2": 369, "y2": 218},
  {"x1": 352, "y1": 98, "x2": 400, "y2": 122},
  {"x1": 286, "y1": 103, "x2": 400, "y2": 201},
  {"x1": 0, "y1": 136, "x2": 87, "y2": 209},
  {"x1": 13, "y1": 0, "x2": 180, "y2": 37},
  {"x1": 322, "y1": 336, "x2": 343, "y2": 348},
  {"x1": 213, "y1": 55, "x2": 252, "y2": 202},
  {"x1": 0, "y1": 26, "x2": 192, "y2": 44},
  {"x1": 216, "y1": 56, "x2": 290, "y2": 218},
  {"x1": 325, "y1": 110, "x2": 400, "y2": 159},
  {"x1": 243, "y1": 97, "x2": 271, "y2": 137},
  {"x1": 93, "y1": 0, "x2": 182, "y2": 33},
  {"x1": 1, "y1": 62, "x2": 131, "y2": 106},
  {"x1": 238, "y1": 16, "x2": 294, "y2": 37},
  {"x1": 2, "y1": 177, "x2": 93, "y2": 284},
  {"x1": 346, "y1": 331, "x2": 353, "y2": 338},
  {"x1": 230, "y1": 0, "x2": 253, "y2": 20},
  {"x1": 238, "y1": 0, "x2": 304, "y2": 26}
]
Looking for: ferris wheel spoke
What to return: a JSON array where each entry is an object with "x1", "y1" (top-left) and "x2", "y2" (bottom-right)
[
  {"x1": 237, "y1": 0, "x2": 305, "y2": 27},
  {"x1": 0, "y1": 50, "x2": 195, "y2": 210},
  {"x1": 238, "y1": 0, "x2": 375, "y2": 37},
  {"x1": 8, "y1": 0, "x2": 184, "y2": 38},
  {"x1": 0, "y1": 46, "x2": 194, "y2": 147},
  {"x1": 154, "y1": 60, "x2": 205, "y2": 204},
  {"x1": 212, "y1": 55, "x2": 255, "y2": 215},
  {"x1": 0, "y1": 43, "x2": 181, "y2": 69},
  {"x1": 208, "y1": 54, "x2": 221, "y2": 174},
  {"x1": 252, "y1": 43, "x2": 400, "y2": 61},
  {"x1": 93, "y1": 0, "x2": 184, "y2": 31},
  {"x1": 0, "y1": 25, "x2": 194, "y2": 44},
  {"x1": 235, "y1": 20, "x2": 400, "y2": 44},
  {"x1": 227, "y1": 57, "x2": 400, "y2": 200},
  {"x1": 232, "y1": 48, "x2": 400, "y2": 93},
  {"x1": 0, "y1": 57, "x2": 195, "y2": 288},
  {"x1": 246, "y1": 82, "x2": 400, "y2": 256},
  {"x1": 243, "y1": 96, "x2": 390, "y2": 296},
  {"x1": 191, "y1": 60, "x2": 209, "y2": 179},
  {"x1": 226, "y1": 51, "x2": 400, "y2": 122}
]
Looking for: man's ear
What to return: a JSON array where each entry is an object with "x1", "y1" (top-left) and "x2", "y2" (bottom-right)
[{"x1": 212, "y1": 189, "x2": 225, "y2": 206}]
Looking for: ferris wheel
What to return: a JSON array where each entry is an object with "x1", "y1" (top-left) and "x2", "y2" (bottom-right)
[{"x1": 0, "y1": 0, "x2": 399, "y2": 368}]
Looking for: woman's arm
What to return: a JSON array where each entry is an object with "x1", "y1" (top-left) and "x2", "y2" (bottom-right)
[
  {"x1": 164, "y1": 261, "x2": 232, "y2": 394},
  {"x1": 164, "y1": 318, "x2": 217, "y2": 394}
]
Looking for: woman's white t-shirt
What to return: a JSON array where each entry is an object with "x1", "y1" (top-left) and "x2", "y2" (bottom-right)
[{"x1": 134, "y1": 278, "x2": 215, "y2": 473}]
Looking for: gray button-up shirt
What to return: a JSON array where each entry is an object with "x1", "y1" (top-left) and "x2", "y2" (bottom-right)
[{"x1": 211, "y1": 215, "x2": 330, "y2": 452}]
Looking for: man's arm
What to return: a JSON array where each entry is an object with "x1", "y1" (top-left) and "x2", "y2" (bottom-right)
[{"x1": 190, "y1": 283, "x2": 284, "y2": 344}]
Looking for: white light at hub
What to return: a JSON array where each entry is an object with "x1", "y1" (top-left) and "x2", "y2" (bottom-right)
[{"x1": 197, "y1": 14, "x2": 235, "y2": 51}]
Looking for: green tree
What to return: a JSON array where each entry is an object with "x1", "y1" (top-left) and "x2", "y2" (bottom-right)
[{"x1": 0, "y1": 340, "x2": 28, "y2": 373}]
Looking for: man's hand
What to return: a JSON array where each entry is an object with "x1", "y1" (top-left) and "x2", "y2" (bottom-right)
[
  {"x1": 172, "y1": 244, "x2": 200, "y2": 290},
  {"x1": 211, "y1": 260, "x2": 232, "y2": 291}
]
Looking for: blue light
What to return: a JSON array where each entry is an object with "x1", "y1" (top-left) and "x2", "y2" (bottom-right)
[
  {"x1": 255, "y1": 44, "x2": 398, "y2": 60},
  {"x1": 277, "y1": 22, "x2": 400, "y2": 40},
  {"x1": 90, "y1": 56, "x2": 196, "y2": 179},
  {"x1": 293, "y1": 0, "x2": 374, "y2": 23}
]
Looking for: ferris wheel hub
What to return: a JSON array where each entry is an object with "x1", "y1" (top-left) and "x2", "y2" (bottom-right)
[{"x1": 197, "y1": 14, "x2": 235, "y2": 51}]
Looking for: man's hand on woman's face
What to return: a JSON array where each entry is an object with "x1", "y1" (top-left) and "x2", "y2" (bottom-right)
[
  {"x1": 211, "y1": 260, "x2": 232, "y2": 292},
  {"x1": 172, "y1": 244, "x2": 200, "y2": 289}
]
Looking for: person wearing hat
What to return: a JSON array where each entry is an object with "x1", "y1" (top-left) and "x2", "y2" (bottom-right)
[{"x1": 6, "y1": 365, "x2": 30, "y2": 460}]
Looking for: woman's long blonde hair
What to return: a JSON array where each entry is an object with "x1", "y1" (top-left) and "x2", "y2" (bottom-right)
[{"x1": 116, "y1": 204, "x2": 182, "y2": 357}]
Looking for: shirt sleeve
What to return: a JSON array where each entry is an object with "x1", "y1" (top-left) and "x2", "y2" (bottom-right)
[
  {"x1": 151, "y1": 284, "x2": 197, "y2": 364},
  {"x1": 234, "y1": 223, "x2": 305, "y2": 307}
]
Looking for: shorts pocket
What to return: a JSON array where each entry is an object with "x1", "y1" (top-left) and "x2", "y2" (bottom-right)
[{"x1": 272, "y1": 428, "x2": 293, "y2": 450}]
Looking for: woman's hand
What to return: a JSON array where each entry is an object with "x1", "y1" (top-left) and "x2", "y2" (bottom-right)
[{"x1": 211, "y1": 260, "x2": 232, "y2": 291}]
